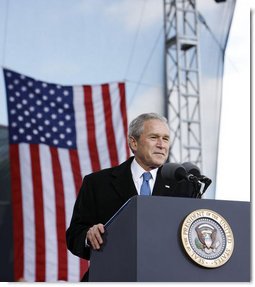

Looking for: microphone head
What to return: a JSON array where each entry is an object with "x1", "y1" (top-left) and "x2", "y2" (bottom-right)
[
  {"x1": 161, "y1": 162, "x2": 187, "y2": 182},
  {"x1": 182, "y1": 162, "x2": 201, "y2": 177}
]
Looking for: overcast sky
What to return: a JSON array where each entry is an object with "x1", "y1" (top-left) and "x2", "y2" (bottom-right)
[
  {"x1": 0, "y1": 0, "x2": 252, "y2": 203},
  {"x1": 0, "y1": 0, "x2": 253, "y2": 284}
]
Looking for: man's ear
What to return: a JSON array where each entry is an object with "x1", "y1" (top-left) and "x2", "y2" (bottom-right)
[{"x1": 128, "y1": 136, "x2": 137, "y2": 152}]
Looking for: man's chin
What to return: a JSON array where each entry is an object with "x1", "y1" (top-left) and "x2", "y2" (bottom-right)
[{"x1": 150, "y1": 159, "x2": 167, "y2": 168}]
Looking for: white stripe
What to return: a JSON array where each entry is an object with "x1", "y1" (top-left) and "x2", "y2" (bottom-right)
[
  {"x1": 58, "y1": 148, "x2": 80, "y2": 282},
  {"x1": 73, "y1": 86, "x2": 92, "y2": 177},
  {"x1": 39, "y1": 144, "x2": 58, "y2": 282},
  {"x1": 109, "y1": 83, "x2": 127, "y2": 164},
  {"x1": 19, "y1": 143, "x2": 35, "y2": 282},
  {"x1": 92, "y1": 85, "x2": 110, "y2": 169}
]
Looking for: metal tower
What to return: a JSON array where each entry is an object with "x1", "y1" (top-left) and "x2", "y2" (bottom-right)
[{"x1": 164, "y1": 0, "x2": 202, "y2": 168}]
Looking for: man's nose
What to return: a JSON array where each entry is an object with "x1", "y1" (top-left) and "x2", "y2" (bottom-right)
[{"x1": 156, "y1": 138, "x2": 163, "y2": 147}]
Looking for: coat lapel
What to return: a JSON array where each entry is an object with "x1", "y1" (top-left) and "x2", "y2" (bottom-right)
[
  {"x1": 152, "y1": 167, "x2": 173, "y2": 196},
  {"x1": 110, "y1": 158, "x2": 174, "y2": 199},
  {"x1": 111, "y1": 157, "x2": 138, "y2": 202}
]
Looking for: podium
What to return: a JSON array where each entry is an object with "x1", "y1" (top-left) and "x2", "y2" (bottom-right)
[{"x1": 89, "y1": 196, "x2": 250, "y2": 282}]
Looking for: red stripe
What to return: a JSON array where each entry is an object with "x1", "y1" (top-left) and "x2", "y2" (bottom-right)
[
  {"x1": 102, "y1": 84, "x2": 119, "y2": 166},
  {"x1": 69, "y1": 149, "x2": 89, "y2": 280},
  {"x1": 118, "y1": 83, "x2": 130, "y2": 159},
  {"x1": 79, "y1": 259, "x2": 88, "y2": 280},
  {"x1": 69, "y1": 149, "x2": 82, "y2": 197},
  {"x1": 50, "y1": 147, "x2": 67, "y2": 281},
  {"x1": 83, "y1": 86, "x2": 101, "y2": 171},
  {"x1": 30, "y1": 144, "x2": 46, "y2": 281},
  {"x1": 10, "y1": 144, "x2": 24, "y2": 281}
]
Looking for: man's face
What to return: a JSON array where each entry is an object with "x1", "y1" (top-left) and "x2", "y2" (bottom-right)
[{"x1": 129, "y1": 119, "x2": 170, "y2": 171}]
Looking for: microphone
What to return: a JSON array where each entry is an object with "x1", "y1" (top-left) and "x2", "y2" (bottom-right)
[
  {"x1": 161, "y1": 162, "x2": 201, "y2": 198},
  {"x1": 182, "y1": 162, "x2": 200, "y2": 177},
  {"x1": 182, "y1": 162, "x2": 212, "y2": 196},
  {"x1": 161, "y1": 162, "x2": 198, "y2": 183},
  {"x1": 182, "y1": 162, "x2": 212, "y2": 183}
]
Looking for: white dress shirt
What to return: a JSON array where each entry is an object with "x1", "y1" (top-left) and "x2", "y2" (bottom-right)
[{"x1": 130, "y1": 158, "x2": 158, "y2": 195}]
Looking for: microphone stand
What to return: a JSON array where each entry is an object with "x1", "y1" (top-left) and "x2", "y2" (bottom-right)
[
  {"x1": 198, "y1": 177, "x2": 212, "y2": 197},
  {"x1": 188, "y1": 176, "x2": 202, "y2": 198}
]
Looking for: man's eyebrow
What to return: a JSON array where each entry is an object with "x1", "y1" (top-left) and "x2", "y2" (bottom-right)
[{"x1": 148, "y1": 133, "x2": 170, "y2": 138}]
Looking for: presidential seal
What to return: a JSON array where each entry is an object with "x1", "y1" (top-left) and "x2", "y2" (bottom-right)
[{"x1": 181, "y1": 209, "x2": 234, "y2": 268}]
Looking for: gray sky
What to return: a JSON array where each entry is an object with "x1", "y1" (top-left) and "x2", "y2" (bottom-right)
[{"x1": 0, "y1": 0, "x2": 252, "y2": 202}]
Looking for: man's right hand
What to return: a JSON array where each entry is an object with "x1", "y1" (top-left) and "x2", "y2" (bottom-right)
[{"x1": 86, "y1": 223, "x2": 105, "y2": 250}]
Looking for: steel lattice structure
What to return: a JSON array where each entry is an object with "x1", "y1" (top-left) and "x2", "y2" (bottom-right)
[{"x1": 164, "y1": 0, "x2": 202, "y2": 168}]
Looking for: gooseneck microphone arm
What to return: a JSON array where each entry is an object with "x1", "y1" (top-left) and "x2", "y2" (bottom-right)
[
  {"x1": 182, "y1": 162, "x2": 212, "y2": 197},
  {"x1": 197, "y1": 176, "x2": 212, "y2": 195}
]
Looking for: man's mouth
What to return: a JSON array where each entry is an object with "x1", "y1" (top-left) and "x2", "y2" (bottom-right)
[{"x1": 154, "y1": 152, "x2": 165, "y2": 156}]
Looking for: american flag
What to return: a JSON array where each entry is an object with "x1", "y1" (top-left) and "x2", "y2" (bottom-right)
[{"x1": 3, "y1": 68, "x2": 130, "y2": 282}]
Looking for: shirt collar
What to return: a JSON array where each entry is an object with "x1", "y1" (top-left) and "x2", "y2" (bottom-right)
[{"x1": 131, "y1": 158, "x2": 158, "y2": 181}]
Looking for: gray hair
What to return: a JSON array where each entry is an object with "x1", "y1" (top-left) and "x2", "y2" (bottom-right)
[{"x1": 128, "y1": 113, "x2": 168, "y2": 140}]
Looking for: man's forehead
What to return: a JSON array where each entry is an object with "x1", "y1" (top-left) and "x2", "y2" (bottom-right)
[{"x1": 143, "y1": 119, "x2": 169, "y2": 129}]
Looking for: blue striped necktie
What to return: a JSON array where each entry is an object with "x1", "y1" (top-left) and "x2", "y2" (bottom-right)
[{"x1": 140, "y1": 172, "x2": 152, "y2": 196}]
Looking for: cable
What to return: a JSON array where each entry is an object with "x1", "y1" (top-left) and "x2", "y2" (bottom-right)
[
  {"x1": 198, "y1": 10, "x2": 238, "y2": 72},
  {"x1": 124, "y1": 0, "x2": 147, "y2": 79},
  {"x1": 130, "y1": 26, "x2": 164, "y2": 100},
  {"x1": 125, "y1": 79, "x2": 163, "y2": 89}
]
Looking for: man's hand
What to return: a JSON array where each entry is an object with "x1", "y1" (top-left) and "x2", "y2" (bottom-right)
[{"x1": 86, "y1": 223, "x2": 105, "y2": 250}]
